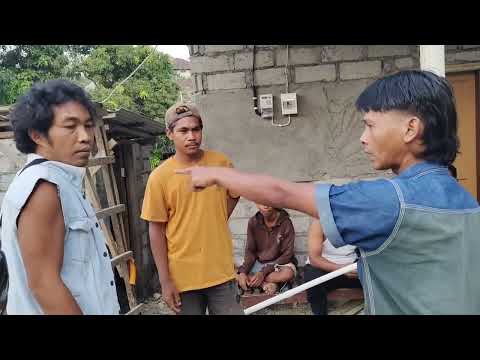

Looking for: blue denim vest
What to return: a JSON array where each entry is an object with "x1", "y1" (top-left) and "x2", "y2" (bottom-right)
[
  {"x1": 1, "y1": 155, "x2": 120, "y2": 315},
  {"x1": 359, "y1": 169, "x2": 480, "y2": 314}
]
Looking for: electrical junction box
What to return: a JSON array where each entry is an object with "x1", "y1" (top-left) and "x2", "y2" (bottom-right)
[
  {"x1": 259, "y1": 94, "x2": 273, "y2": 119},
  {"x1": 280, "y1": 93, "x2": 298, "y2": 115}
]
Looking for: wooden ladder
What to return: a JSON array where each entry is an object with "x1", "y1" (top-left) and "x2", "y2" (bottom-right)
[{"x1": 85, "y1": 114, "x2": 143, "y2": 315}]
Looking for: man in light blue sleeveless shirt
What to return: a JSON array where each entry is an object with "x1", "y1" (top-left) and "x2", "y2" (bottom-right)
[
  {"x1": 177, "y1": 70, "x2": 480, "y2": 315},
  {"x1": 1, "y1": 80, "x2": 120, "y2": 315}
]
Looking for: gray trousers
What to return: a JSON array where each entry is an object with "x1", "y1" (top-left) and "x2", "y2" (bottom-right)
[{"x1": 178, "y1": 280, "x2": 244, "y2": 315}]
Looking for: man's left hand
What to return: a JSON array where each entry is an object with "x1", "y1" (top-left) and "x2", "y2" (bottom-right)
[{"x1": 248, "y1": 272, "x2": 265, "y2": 288}]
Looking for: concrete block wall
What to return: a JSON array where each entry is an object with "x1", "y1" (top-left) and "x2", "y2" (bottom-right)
[
  {"x1": 189, "y1": 45, "x2": 420, "y2": 266},
  {"x1": 446, "y1": 45, "x2": 480, "y2": 64},
  {"x1": 0, "y1": 139, "x2": 27, "y2": 206},
  {"x1": 188, "y1": 45, "x2": 420, "y2": 181}
]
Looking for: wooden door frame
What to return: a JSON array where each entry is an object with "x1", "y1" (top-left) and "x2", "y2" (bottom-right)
[
  {"x1": 446, "y1": 69, "x2": 480, "y2": 201},
  {"x1": 476, "y1": 71, "x2": 480, "y2": 202}
]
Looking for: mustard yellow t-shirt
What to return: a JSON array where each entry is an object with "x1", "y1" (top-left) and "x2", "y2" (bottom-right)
[{"x1": 141, "y1": 150, "x2": 238, "y2": 292}]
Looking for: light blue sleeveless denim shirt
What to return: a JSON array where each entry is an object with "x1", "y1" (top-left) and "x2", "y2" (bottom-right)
[{"x1": 1, "y1": 154, "x2": 120, "y2": 315}]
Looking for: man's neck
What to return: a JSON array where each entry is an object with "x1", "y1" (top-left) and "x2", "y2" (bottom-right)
[
  {"x1": 393, "y1": 155, "x2": 425, "y2": 175},
  {"x1": 34, "y1": 149, "x2": 50, "y2": 161},
  {"x1": 174, "y1": 149, "x2": 204, "y2": 165}
]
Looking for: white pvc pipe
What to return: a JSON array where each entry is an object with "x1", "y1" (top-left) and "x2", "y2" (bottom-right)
[{"x1": 244, "y1": 262, "x2": 358, "y2": 315}]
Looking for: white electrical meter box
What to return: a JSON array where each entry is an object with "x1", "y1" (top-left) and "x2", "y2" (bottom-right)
[
  {"x1": 259, "y1": 94, "x2": 273, "y2": 119},
  {"x1": 281, "y1": 93, "x2": 298, "y2": 115}
]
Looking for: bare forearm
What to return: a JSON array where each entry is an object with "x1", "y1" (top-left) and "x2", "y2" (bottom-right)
[
  {"x1": 213, "y1": 168, "x2": 318, "y2": 218},
  {"x1": 149, "y1": 224, "x2": 171, "y2": 284},
  {"x1": 309, "y1": 256, "x2": 342, "y2": 273},
  {"x1": 31, "y1": 278, "x2": 82, "y2": 315}
]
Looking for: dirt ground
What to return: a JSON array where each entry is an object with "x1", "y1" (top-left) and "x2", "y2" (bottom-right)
[{"x1": 137, "y1": 294, "x2": 363, "y2": 315}]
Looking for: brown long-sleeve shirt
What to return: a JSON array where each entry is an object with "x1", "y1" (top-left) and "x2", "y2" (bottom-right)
[{"x1": 237, "y1": 209, "x2": 296, "y2": 276}]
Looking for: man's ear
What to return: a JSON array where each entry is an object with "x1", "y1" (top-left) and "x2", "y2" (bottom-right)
[
  {"x1": 404, "y1": 116, "x2": 423, "y2": 144},
  {"x1": 166, "y1": 128, "x2": 173, "y2": 141},
  {"x1": 28, "y1": 129, "x2": 48, "y2": 147}
]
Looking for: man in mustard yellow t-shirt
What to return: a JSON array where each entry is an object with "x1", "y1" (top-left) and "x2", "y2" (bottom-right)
[{"x1": 141, "y1": 102, "x2": 243, "y2": 315}]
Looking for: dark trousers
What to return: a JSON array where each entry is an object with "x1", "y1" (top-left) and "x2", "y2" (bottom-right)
[
  {"x1": 179, "y1": 280, "x2": 244, "y2": 315},
  {"x1": 303, "y1": 264, "x2": 362, "y2": 315}
]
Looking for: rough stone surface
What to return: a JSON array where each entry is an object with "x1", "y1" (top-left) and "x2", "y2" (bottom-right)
[
  {"x1": 195, "y1": 74, "x2": 204, "y2": 92},
  {"x1": 446, "y1": 50, "x2": 480, "y2": 64},
  {"x1": 207, "y1": 72, "x2": 246, "y2": 90},
  {"x1": 0, "y1": 173, "x2": 15, "y2": 192},
  {"x1": 276, "y1": 46, "x2": 323, "y2": 66},
  {"x1": 395, "y1": 57, "x2": 415, "y2": 69},
  {"x1": 254, "y1": 68, "x2": 286, "y2": 86},
  {"x1": 191, "y1": 55, "x2": 234, "y2": 73},
  {"x1": 0, "y1": 140, "x2": 26, "y2": 171},
  {"x1": 0, "y1": 139, "x2": 26, "y2": 207},
  {"x1": 368, "y1": 45, "x2": 410, "y2": 58},
  {"x1": 322, "y1": 45, "x2": 365, "y2": 62},
  {"x1": 340, "y1": 61, "x2": 382, "y2": 80},
  {"x1": 234, "y1": 50, "x2": 274, "y2": 70},
  {"x1": 205, "y1": 45, "x2": 245, "y2": 53},
  {"x1": 445, "y1": 45, "x2": 459, "y2": 51},
  {"x1": 295, "y1": 64, "x2": 336, "y2": 83}
]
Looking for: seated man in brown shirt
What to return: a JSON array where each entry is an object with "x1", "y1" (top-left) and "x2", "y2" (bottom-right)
[{"x1": 236, "y1": 204, "x2": 297, "y2": 295}]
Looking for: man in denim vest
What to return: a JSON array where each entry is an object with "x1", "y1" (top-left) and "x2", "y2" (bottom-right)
[
  {"x1": 1, "y1": 80, "x2": 120, "y2": 315},
  {"x1": 178, "y1": 70, "x2": 480, "y2": 315}
]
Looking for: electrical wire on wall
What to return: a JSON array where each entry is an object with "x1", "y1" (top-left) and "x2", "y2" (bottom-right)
[
  {"x1": 100, "y1": 45, "x2": 159, "y2": 105},
  {"x1": 252, "y1": 45, "x2": 262, "y2": 117},
  {"x1": 271, "y1": 44, "x2": 291, "y2": 127}
]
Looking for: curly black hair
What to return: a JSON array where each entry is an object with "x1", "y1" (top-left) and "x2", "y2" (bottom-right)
[
  {"x1": 356, "y1": 70, "x2": 459, "y2": 166},
  {"x1": 9, "y1": 79, "x2": 96, "y2": 154}
]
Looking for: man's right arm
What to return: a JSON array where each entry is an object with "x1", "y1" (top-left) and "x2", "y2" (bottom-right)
[
  {"x1": 149, "y1": 221, "x2": 181, "y2": 313},
  {"x1": 149, "y1": 221, "x2": 170, "y2": 284},
  {"x1": 176, "y1": 167, "x2": 318, "y2": 218},
  {"x1": 17, "y1": 180, "x2": 82, "y2": 315}
]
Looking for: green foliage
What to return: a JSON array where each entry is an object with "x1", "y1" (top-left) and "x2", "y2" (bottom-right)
[
  {"x1": 79, "y1": 46, "x2": 181, "y2": 165},
  {"x1": 0, "y1": 45, "x2": 182, "y2": 163},
  {"x1": 0, "y1": 45, "x2": 95, "y2": 104},
  {"x1": 79, "y1": 45, "x2": 180, "y2": 120},
  {"x1": 150, "y1": 135, "x2": 176, "y2": 169}
]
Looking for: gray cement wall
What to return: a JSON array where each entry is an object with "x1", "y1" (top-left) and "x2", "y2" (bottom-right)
[
  {"x1": 189, "y1": 45, "x2": 421, "y2": 266},
  {"x1": 0, "y1": 139, "x2": 26, "y2": 206},
  {"x1": 446, "y1": 45, "x2": 480, "y2": 64},
  {"x1": 189, "y1": 45, "x2": 419, "y2": 182}
]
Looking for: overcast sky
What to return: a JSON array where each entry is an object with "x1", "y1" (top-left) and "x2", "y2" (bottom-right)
[{"x1": 154, "y1": 45, "x2": 190, "y2": 60}]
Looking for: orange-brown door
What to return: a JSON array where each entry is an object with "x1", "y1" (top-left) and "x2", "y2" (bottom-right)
[{"x1": 447, "y1": 72, "x2": 478, "y2": 199}]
